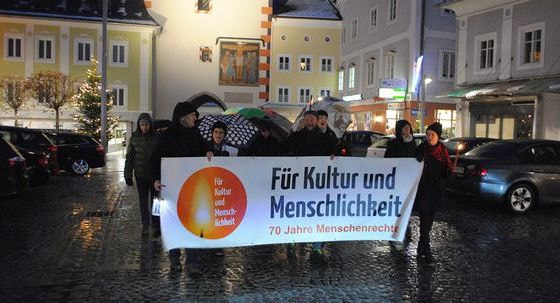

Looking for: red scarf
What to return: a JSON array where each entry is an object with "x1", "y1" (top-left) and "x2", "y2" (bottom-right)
[{"x1": 424, "y1": 142, "x2": 453, "y2": 173}]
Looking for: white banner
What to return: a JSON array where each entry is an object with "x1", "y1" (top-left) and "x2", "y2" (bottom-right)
[{"x1": 160, "y1": 157, "x2": 422, "y2": 250}]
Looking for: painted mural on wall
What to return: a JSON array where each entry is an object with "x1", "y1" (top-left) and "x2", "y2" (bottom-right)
[{"x1": 219, "y1": 42, "x2": 259, "y2": 87}]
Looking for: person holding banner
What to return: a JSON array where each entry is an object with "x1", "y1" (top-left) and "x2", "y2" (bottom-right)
[
  {"x1": 414, "y1": 122, "x2": 453, "y2": 265},
  {"x1": 243, "y1": 120, "x2": 280, "y2": 156},
  {"x1": 124, "y1": 113, "x2": 160, "y2": 236},
  {"x1": 208, "y1": 121, "x2": 238, "y2": 157},
  {"x1": 152, "y1": 101, "x2": 212, "y2": 270}
]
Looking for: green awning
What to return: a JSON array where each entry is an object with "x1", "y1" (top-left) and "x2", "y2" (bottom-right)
[{"x1": 440, "y1": 77, "x2": 560, "y2": 99}]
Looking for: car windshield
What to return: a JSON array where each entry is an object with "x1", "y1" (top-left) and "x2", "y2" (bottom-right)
[{"x1": 464, "y1": 141, "x2": 515, "y2": 157}]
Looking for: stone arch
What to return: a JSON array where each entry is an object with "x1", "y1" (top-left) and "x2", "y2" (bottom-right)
[{"x1": 186, "y1": 92, "x2": 227, "y2": 110}]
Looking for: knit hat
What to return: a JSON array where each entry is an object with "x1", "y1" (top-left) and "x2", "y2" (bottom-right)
[
  {"x1": 317, "y1": 110, "x2": 328, "y2": 118},
  {"x1": 426, "y1": 122, "x2": 443, "y2": 138},
  {"x1": 171, "y1": 101, "x2": 199, "y2": 125}
]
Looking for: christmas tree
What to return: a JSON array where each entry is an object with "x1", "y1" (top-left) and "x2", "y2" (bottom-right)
[{"x1": 74, "y1": 59, "x2": 119, "y2": 142}]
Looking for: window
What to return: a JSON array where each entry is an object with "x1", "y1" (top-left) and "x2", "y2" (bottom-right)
[
  {"x1": 75, "y1": 38, "x2": 93, "y2": 65},
  {"x1": 388, "y1": 0, "x2": 397, "y2": 22},
  {"x1": 385, "y1": 52, "x2": 395, "y2": 78},
  {"x1": 351, "y1": 18, "x2": 358, "y2": 40},
  {"x1": 320, "y1": 89, "x2": 331, "y2": 97},
  {"x1": 111, "y1": 85, "x2": 127, "y2": 107},
  {"x1": 386, "y1": 110, "x2": 398, "y2": 132},
  {"x1": 519, "y1": 22, "x2": 545, "y2": 68},
  {"x1": 367, "y1": 59, "x2": 376, "y2": 86},
  {"x1": 440, "y1": 50, "x2": 455, "y2": 80},
  {"x1": 436, "y1": 109, "x2": 456, "y2": 136},
  {"x1": 197, "y1": 0, "x2": 210, "y2": 11},
  {"x1": 110, "y1": 41, "x2": 128, "y2": 66},
  {"x1": 36, "y1": 36, "x2": 55, "y2": 62},
  {"x1": 370, "y1": 7, "x2": 378, "y2": 30},
  {"x1": 277, "y1": 87, "x2": 290, "y2": 103},
  {"x1": 299, "y1": 88, "x2": 311, "y2": 103},
  {"x1": 338, "y1": 69, "x2": 345, "y2": 91},
  {"x1": 348, "y1": 65, "x2": 356, "y2": 89},
  {"x1": 474, "y1": 32, "x2": 496, "y2": 73},
  {"x1": 321, "y1": 57, "x2": 333, "y2": 72},
  {"x1": 299, "y1": 56, "x2": 312, "y2": 72},
  {"x1": 5, "y1": 34, "x2": 23, "y2": 60},
  {"x1": 278, "y1": 55, "x2": 290, "y2": 71}
]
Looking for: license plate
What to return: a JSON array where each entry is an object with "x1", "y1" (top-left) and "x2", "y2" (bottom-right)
[{"x1": 454, "y1": 166, "x2": 465, "y2": 174}]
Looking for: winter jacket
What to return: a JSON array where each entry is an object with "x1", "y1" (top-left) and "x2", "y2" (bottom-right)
[
  {"x1": 414, "y1": 141, "x2": 453, "y2": 212},
  {"x1": 385, "y1": 120, "x2": 417, "y2": 158},
  {"x1": 151, "y1": 102, "x2": 209, "y2": 180},
  {"x1": 124, "y1": 113, "x2": 159, "y2": 180},
  {"x1": 283, "y1": 127, "x2": 335, "y2": 156},
  {"x1": 243, "y1": 134, "x2": 280, "y2": 156}
]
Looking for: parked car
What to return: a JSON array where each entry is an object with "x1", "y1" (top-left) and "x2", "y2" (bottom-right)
[
  {"x1": 15, "y1": 146, "x2": 50, "y2": 186},
  {"x1": 46, "y1": 132, "x2": 105, "y2": 175},
  {"x1": 443, "y1": 137, "x2": 499, "y2": 156},
  {"x1": 366, "y1": 134, "x2": 426, "y2": 158},
  {"x1": 0, "y1": 126, "x2": 59, "y2": 174},
  {"x1": 0, "y1": 136, "x2": 27, "y2": 196},
  {"x1": 446, "y1": 139, "x2": 560, "y2": 214},
  {"x1": 341, "y1": 131, "x2": 385, "y2": 157}
]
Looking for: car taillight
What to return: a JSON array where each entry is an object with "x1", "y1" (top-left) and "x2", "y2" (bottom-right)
[
  {"x1": 38, "y1": 155, "x2": 49, "y2": 167},
  {"x1": 469, "y1": 167, "x2": 488, "y2": 177},
  {"x1": 96, "y1": 145, "x2": 104, "y2": 153},
  {"x1": 341, "y1": 148, "x2": 347, "y2": 156},
  {"x1": 47, "y1": 145, "x2": 58, "y2": 152}
]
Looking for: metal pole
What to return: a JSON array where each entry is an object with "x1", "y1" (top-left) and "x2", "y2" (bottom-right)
[
  {"x1": 419, "y1": 75, "x2": 425, "y2": 131},
  {"x1": 101, "y1": 0, "x2": 108, "y2": 151}
]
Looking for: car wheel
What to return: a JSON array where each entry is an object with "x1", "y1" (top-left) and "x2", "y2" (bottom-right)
[
  {"x1": 505, "y1": 183, "x2": 537, "y2": 214},
  {"x1": 71, "y1": 159, "x2": 90, "y2": 176}
]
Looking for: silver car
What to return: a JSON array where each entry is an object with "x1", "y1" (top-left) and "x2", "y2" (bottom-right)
[{"x1": 446, "y1": 139, "x2": 560, "y2": 214}]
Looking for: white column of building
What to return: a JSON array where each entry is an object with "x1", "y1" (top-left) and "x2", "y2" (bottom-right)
[
  {"x1": 60, "y1": 25, "x2": 70, "y2": 75},
  {"x1": 456, "y1": 18, "x2": 467, "y2": 84},
  {"x1": 499, "y1": 6, "x2": 513, "y2": 80},
  {"x1": 139, "y1": 31, "x2": 150, "y2": 112},
  {"x1": 25, "y1": 23, "x2": 33, "y2": 78}
]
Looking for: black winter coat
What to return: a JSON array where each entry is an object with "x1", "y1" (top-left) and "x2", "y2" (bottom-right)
[
  {"x1": 243, "y1": 134, "x2": 279, "y2": 156},
  {"x1": 384, "y1": 138, "x2": 417, "y2": 158},
  {"x1": 414, "y1": 141, "x2": 453, "y2": 213},
  {"x1": 284, "y1": 127, "x2": 334, "y2": 156}
]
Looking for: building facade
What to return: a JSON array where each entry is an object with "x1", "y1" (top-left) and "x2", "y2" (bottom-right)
[
  {"x1": 337, "y1": 0, "x2": 458, "y2": 135},
  {"x1": 443, "y1": 0, "x2": 560, "y2": 140},
  {"x1": 146, "y1": 0, "x2": 272, "y2": 119},
  {"x1": 0, "y1": 0, "x2": 158, "y2": 143},
  {"x1": 267, "y1": 0, "x2": 342, "y2": 121}
]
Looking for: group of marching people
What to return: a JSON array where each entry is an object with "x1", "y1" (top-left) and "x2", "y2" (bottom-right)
[{"x1": 124, "y1": 100, "x2": 452, "y2": 270}]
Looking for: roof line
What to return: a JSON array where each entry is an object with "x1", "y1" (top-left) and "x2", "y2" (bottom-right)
[{"x1": 0, "y1": 10, "x2": 161, "y2": 27}]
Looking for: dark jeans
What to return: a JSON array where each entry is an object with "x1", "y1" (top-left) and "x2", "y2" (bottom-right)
[
  {"x1": 418, "y1": 207, "x2": 435, "y2": 254},
  {"x1": 135, "y1": 177, "x2": 159, "y2": 229}
]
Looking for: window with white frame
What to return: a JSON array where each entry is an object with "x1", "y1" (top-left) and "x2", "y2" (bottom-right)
[
  {"x1": 5, "y1": 34, "x2": 23, "y2": 60},
  {"x1": 320, "y1": 89, "x2": 331, "y2": 97},
  {"x1": 519, "y1": 22, "x2": 544, "y2": 67},
  {"x1": 385, "y1": 52, "x2": 395, "y2": 78},
  {"x1": 338, "y1": 69, "x2": 344, "y2": 91},
  {"x1": 370, "y1": 7, "x2": 378, "y2": 30},
  {"x1": 112, "y1": 85, "x2": 127, "y2": 107},
  {"x1": 278, "y1": 55, "x2": 290, "y2": 71},
  {"x1": 351, "y1": 18, "x2": 358, "y2": 40},
  {"x1": 299, "y1": 88, "x2": 311, "y2": 103},
  {"x1": 75, "y1": 38, "x2": 93, "y2": 64},
  {"x1": 388, "y1": 0, "x2": 397, "y2": 22},
  {"x1": 366, "y1": 59, "x2": 376, "y2": 86},
  {"x1": 474, "y1": 32, "x2": 496, "y2": 73},
  {"x1": 110, "y1": 41, "x2": 128, "y2": 66},
  {"x1": 321, "y1": 57, "x2": 333, "y2": 72},
  {"x1": 36, "y1": 36, "x2": 55, "y2": 62},
  {"x1": 299, "y1": 56, "x2": 312, "y2": 72},
  {"x1": 440, "y1": 50, "x2": 455, "y2": 80},
  {"x1": 277, "y1": 87, "x2": 290, "y2": 103},
  {"x1": 436, "y1": 109, "x2": 457, "y2": 133},
  {"x1": 348, "y1": 65, "x2": 356, "y2": 89}
]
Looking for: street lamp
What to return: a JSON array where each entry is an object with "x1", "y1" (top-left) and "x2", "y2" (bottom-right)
[{"x1": 419, "y1": 76, "x2": 432, "y2": 131}]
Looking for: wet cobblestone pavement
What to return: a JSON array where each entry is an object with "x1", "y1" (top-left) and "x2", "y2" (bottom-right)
[{"x1": 2, "y1": 154, "x2": 560, "y2": 302}]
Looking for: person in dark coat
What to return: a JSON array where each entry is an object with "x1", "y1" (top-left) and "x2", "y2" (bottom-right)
[
  {"x1": 208, "y1": 121, "x2": 238, "y2": 156},
  {"x1": 414, "y1": 122, "x2": 453, "y2": 265},
  {"x1": 244, "y1": 119, "x2": 280, "y2": 156},
  {"x1": 151, "y1": 101, "x2": 211, "y2": 271},
  {"x1": 124, "y1": 113, "x2": 160, "y2": 235},
  {"x1": 283, "y1": 110, "x2": 335, "y2": 156},
  {"x1": 317, "y1": 109, "x2": 338, "y2": 146},
  {"x1": 385, "y1": 119, "x2": 416, "y2": 158}
]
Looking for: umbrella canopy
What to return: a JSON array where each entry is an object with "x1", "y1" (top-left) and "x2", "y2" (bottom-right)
[
  {"x1": 292, "y1": 97, "x2": 352, "y2": 138},
  {"x1": 224, "y1": 107, "x2": 292, "y2": 138},
  {"x1": 197, "y1": 114, "x2": 260, "y2": 149}
]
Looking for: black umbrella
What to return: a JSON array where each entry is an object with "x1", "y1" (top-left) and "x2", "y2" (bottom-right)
[{"x1": 197, "y1": 114, "x2": 260, "y2": 149}]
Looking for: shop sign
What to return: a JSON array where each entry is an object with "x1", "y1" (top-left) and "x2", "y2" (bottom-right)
[
  {"x1": 387, "y1": 102, "x2": 405, "y2": 110},
  {"x1": 411, "y1": 109, "x2": 427, "y2": 116}
]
